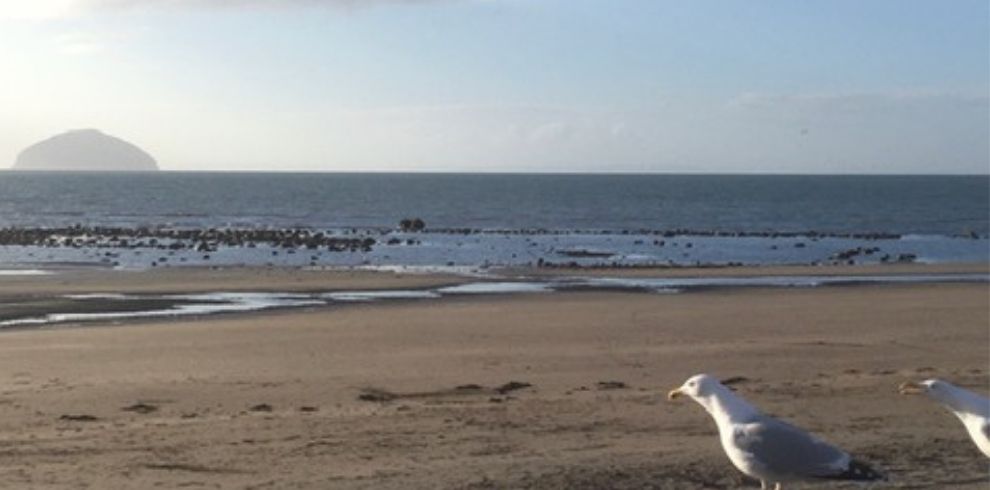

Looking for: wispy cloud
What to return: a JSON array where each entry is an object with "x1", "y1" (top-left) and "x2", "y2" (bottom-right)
[
  {"x1": 728, "y1": 91, "x2": 989, "y2": 112},
  {"x1": 0, "y1": 0, "x2": 451, "y2": 19},
  {"x1": 83, "y1": 0, "x2": 447, "y2": 10},
  {"x1": 54, "y1": 30, "x2": 107, "y2": 55},
  {"x1": 725, "y1": 90, "x2": 990, "y2": 129},
  {"x1": 0, "y1": 1, "x2": 77, "y2": 20}
]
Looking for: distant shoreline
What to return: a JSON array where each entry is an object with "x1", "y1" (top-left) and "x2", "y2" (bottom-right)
[
  {"x1": 1, "y1": 262, "x2": 985, "y2": 330},
  {"x1": 3, "y1": 168, "x2": 989, "y2": 177}
]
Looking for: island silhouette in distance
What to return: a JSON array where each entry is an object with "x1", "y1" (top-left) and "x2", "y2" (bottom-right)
[{"x1": 14, "y1": 129, "x2": 158, "y2": 172}]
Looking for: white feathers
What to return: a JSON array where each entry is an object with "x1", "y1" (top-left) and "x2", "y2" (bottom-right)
[
  {"x1": 670, "y1": 374, "x2": 883, "y2": 488},
  {"x1": 904, "y1": 378, "x2": 990, "y2": 458}
]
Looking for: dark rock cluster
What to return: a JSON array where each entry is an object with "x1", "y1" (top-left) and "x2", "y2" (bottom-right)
[
  {"x1": 831, "y1": 246, "x2": 882, "y2": 262},
  {"x1": 0, "y1": 225, "x2": 376, "y2": 253},
  {"x1": 395, "y1": 226, "x2": 903, "y2": 240},
  {"x1": 398, "y1": 218, "x2": 426, "y2": 232}
]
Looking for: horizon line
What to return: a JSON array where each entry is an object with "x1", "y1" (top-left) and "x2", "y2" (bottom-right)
[{"x1": 2, "y1": 169, "x2": 989, "y2": 177}]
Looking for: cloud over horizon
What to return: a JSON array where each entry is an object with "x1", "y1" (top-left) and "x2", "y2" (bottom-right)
[{"x1": 0, "y1": 0, "x2": 451, "y2": 19}]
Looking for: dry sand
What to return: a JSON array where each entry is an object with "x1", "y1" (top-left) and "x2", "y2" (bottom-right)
[{"x1": 0, "y1": 267, "x2": 987, "y2": 489}]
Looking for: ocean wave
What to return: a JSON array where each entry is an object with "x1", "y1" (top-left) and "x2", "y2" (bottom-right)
[
  {"x1": 437, "y1": 282, "x2": 553, "y2": 294},
  {"x1": 0, "y1": 269, "x2": 52, "y2": 276},
  {"x1": 0, "y1": 292, "x2": 323, "y2": 329},
  {"x1": 324, "y1": 290, "x2": 441, "y2": 302}
]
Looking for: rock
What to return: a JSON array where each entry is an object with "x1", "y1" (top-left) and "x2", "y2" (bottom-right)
[
  {"x1": 896, "y1": 253, "x2": 917, "y2": 263},
  {"x1": 556, "y1": 249, "x2": 614, "y2": 258},
  {"x1": 596, "y1": 380, "x2": 627, "y2": 390},
  {"x1": 59, "y1": 414, "x2": 99, "y2": 422},
  {"x1": 495, "y1": 381, "x2": 532, "y2": 394},
  {"x1": 121, "y1": 402, "x2": 158, "y2": 414},
  {"x1": 357, "y1": 389, "x2": 397, "y2": 402},
  {"x1": 15, "y1": 129, "x2": 158, "y2": 171},
  {"x1": 399, "y1": 218, "x2": 427, "y2": 232}
]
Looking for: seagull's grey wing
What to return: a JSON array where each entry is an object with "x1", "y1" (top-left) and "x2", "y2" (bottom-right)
[{"x1": 735, "y1": 415, "x2": 849, "y2": 479}]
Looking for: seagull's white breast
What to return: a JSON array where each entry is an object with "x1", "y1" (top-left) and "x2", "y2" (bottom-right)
[
  {"x1": 719, "y1": 423, "x2": 776, "y2": 481},
  {"x1": 960, "y1": 414, "x2": 990, "y2": 458}
]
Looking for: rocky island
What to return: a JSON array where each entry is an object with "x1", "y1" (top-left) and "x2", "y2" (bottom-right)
[{"x1": 14, "y1": 129, "x2": 158, "y2": 171}]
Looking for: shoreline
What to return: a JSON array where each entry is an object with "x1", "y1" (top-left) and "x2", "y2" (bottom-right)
[
  {"x1": 1, "y1": 262, "x2": 987, "y2": 330},
  {"x1": 3, "y1": 260, "x2": 987, "y2": 290},
  {"x1": 0, "y1": 266, "x2": 467, "y2": 296},
  {"x1": 507, "y1": 260, "x2": 990, "y2": 278}
]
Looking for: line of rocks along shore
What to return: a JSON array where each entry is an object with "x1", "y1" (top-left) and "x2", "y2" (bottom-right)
[
  {"x1": 0, "y1": 222, "x2": 983, "y2": 250},
  {"x1": 5, "y1": 223, "x2": 980, "y2": 246},
  {"x1": 0, "y1": 219, "x2": 981, "y2": 262},
  {"x1": 0, "y1": 226, "x2": 376, "y2": 252}
]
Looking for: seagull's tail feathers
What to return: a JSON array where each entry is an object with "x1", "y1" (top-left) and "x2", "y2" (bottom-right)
[{"x1": 822, "y1": 459, "x2": 886, "y2": 482}]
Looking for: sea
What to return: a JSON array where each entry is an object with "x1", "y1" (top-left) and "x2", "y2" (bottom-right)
[{"x1": 0, "y1": 172, "x2": 987, "y2": 271}]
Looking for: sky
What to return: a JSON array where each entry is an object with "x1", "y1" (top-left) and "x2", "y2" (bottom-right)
[{"x1": 0, "y1": 0, "x2": 987, "y2": 173}]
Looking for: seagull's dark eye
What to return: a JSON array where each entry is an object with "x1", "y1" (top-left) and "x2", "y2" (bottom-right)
[{"x1": 688, "y1": 382, "x2": 696, "y2": 387}]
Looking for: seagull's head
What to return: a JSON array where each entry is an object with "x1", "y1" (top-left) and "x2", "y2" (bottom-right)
[
  {"x1": 668, "y1": 373, "x2": 719, "y2": 402},
  {"x1": 898, "y1": 378, "x2": 940, "y2": 396}
]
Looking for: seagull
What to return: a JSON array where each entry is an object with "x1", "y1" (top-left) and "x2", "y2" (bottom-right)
[
  {"x1": 668, "y1": 374, "x2": 884, "y2": 489},
  {"x1": 899, "y1": 378, "x2": 990, "y2": 458}
]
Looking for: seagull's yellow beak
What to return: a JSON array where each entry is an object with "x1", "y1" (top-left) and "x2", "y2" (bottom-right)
[
  {"x1": 667, "y1": 387, "x2": 684, "y2": 401},
  {"x1": 898, "y1": 381, "x2": 925, "y2": 395}
]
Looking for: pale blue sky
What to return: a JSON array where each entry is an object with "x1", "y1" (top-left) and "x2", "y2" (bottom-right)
[{"x1": 1, "y1": 0, "x2": 987, "y2": 173}]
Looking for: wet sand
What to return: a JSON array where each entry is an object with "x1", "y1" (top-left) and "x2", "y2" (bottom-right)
[
  {"x1": 513, "y1": 261, "x2": 990, "y2": 278},
  {"x1": 0, "y1": 267, "x2": 986, "y2": 488},
  {"x1": 0, "y1": 266, "x2": 463, "y2": 295}
]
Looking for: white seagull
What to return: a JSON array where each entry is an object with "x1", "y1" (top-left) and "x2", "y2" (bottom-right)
[
  {"x1": 668, "y1": 374, "x2": 884, "y2": 490},
  {"x1": 899, "y1": 378, "x2": 990, "y2": 458}
]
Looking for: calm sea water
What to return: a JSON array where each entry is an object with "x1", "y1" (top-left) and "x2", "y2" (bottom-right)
[
  {"x1": 0, "y1": 172, "x2": 986, "y2": 234},
  {"x1": 0, "y1": 172, "x2": 986, "y2": 269}
]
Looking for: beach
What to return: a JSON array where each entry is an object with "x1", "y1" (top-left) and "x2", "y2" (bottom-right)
[
  {"x1": 0, "y1": 265, "x2": 986, "y2": 488},
  {"x1": 5, "y1": 0, "x2": 989, "y2": 487}
]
